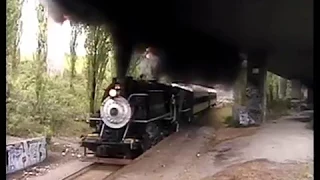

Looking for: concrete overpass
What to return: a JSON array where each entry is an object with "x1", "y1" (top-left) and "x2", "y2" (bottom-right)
[
  {"x1": 48, "y1": 0, "x2": 313, "y2": 86},
  {"x1": 48, "y1": 0, "x2": 313, "y2": 124},
  {"x1": 185, "y1": 0, "x2": 313, "y2": 86}
]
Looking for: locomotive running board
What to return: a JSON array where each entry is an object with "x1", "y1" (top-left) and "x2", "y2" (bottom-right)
[{"x1": 81, "y1": 156, "x2": 133, "y2": 165}]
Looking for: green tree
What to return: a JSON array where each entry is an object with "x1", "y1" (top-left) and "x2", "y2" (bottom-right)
[
  {"x1": 6, "y1": 0, "x2": 23, "y2": 76},
  {"x1": 6, "y1": 0, "x2": 22, "y2": 114},
  {"x1": 265, "y1": 72, "x2": 290, "y2": 117},
  {"x1": 6, "y1": 0, "x2": 23, "y2": 129},
  {"x1": 279, "y1": 77, "x2": 287, "y2": 99},
  {"x1": 69, "y1": 23, "x2": 82, "y2": 89},
  {"x1": 266, "y1": 72, "x2": 280, "y2": 104},
  {"x1": 7, "y1": 2, "x2": 91, "y2": 138},
  {"x1": 84, "y1": 25, "x2": 113, "y2": 113},
  {"x1": 33, "y1": 3, "x2": 48, "y2": 123}
]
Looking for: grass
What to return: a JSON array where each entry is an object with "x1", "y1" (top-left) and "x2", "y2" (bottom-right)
[
  {"x1": 206, "y1": 105, "x2": 233, "y2": 129},
  {"x1": 266, "y1": 99, "x2": 290, "y2": 120},
  {"x1": 56, "y1": 120, "x2": 92, "y2": 137}
]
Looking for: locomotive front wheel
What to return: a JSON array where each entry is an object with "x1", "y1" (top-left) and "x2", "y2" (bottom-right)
[
  {"x1": 185, "y1": 111, "x2": 194, "y2": 123},
  {"x1": 141, "y1": 134, "x2": 153, "y2": 151},
  {"x1": 187, "y1": 116, "x2": 192, "y2": 122},
  {"x1": 95, "y1": 145, "x2": 107, "y2": 157},
  {"x1": 141, "y1": 123, "x2": 161, "y2": 151}
]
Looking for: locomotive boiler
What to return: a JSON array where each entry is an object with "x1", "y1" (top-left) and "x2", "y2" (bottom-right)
[{"x1": 81, "y1": 77, "x2": 217, "y2": 161}]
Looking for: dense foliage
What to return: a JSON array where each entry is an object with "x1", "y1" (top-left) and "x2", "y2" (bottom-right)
[
  {"x1": 6, "y1": 1, "x2": 293, "y2": 138},
  {"x1": 6, "y1": 1, "x2": 151, "y2": 138},
  {"x1": 265, "y1": 72, "x2": 291, "y2": 118},
  {"x1": 6, "y1": 0, "x2": 22, "y2": 75},
  {"x1": 6, "y1": 2, "x2": 90, "y2": 138},
  {"x1": 7, "y1": 61, "x2": 90, "y2": 137}
]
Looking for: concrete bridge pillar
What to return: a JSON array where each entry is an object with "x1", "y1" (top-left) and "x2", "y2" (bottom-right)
[
  {"x1": 245, "y1": 52, "x2": 267, "y2": 125},
  {"x1": 291, "y1": 80, "x2": 302, "y2": 99}
]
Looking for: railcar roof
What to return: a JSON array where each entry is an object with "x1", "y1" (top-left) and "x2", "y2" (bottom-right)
[{"x1": 171, "y1": 83, "x2": 216, "y2": 93}]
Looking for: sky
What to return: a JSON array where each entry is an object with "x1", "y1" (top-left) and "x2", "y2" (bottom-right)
[{"x1": 20, "y1": 0, "x2": 87, "y2": 59}]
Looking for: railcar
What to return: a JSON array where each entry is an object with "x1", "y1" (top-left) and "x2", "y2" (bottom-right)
[
  {"x1": 81, "y1": 77, "x2": 217, "y2": 161},
  {"x1": 172, "y1": 83, "x2": 217, "y2": 123}
]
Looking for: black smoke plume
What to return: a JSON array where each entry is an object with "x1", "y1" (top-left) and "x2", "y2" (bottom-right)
[{"x1": 43, "y1": 0, "x2": 243, "y2": 87}]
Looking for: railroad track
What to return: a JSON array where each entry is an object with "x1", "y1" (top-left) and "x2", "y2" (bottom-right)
[
  {"x1": 62, "y1": 163, "x2": 122, "y2": 180},
  {"x1": 62, "y1": 106, "x2": 220, "y2": 180}
]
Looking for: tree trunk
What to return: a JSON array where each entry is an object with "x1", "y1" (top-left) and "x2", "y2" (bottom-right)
[{"x1": 90, "y1": 68, "x2": 97, "y2": 114}]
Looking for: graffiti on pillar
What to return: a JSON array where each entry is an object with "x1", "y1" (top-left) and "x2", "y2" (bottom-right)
[
  {"x1": 245, "y1": 84, "x2": 263, "y2": 124},
  {"x1": 238, "y1": 107, "x2": 256, "y2": 126},
  {"x1": 6, "y1": 137, "x2": 47, "y2": 174}
]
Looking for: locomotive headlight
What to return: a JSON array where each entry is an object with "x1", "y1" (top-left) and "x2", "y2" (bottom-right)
[
  {"x1": 100, "y1": 96, "x2": 132, "y2": 129},
  {"x1": 109, "y1": 89, "x2": 117, "y2": 97}
]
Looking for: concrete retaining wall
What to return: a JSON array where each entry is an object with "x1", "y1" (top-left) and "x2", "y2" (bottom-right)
[{"x1": 6, "y1": 137, "x2": 47, "y2": 174}]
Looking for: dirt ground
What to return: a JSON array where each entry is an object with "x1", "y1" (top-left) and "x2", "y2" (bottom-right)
[
  {"x1": 203, "y1": 159, "x2": 312, "y2": 180},
  {"x1": 8, "y1": 111, "x2": 314, "y2": 180},
  {"x1": 106, "y1": 114, "x2": 313, "y2": 180}
]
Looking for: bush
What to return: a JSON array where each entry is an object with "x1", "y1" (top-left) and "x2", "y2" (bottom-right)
[
  {"x1": 267, "y1": 99, "x2": 290, "y2": 120},
  {"x1": 224, "y1": 115, "x2": 241, "y2": 127},
  {"x1": 224, "y1": 116, "x2": 234, "y2": 125},
  {"x1": 7, "y1": 61, "x2": 91, "y2": 138}
]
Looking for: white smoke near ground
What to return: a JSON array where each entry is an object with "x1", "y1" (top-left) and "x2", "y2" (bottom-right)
[{"x1": 213, "y1": 84, "x2": 235, "y2": 107}]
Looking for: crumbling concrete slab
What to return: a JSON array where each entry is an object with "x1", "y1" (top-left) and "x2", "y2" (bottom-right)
[
  {"x1": 6, "y1": 136, "x2": 47, "y2": 174},
  {"x1": 6, "y1": 135, "x2": 25, "y2": 144}
]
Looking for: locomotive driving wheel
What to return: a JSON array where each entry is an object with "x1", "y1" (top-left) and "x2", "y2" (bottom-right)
[{"x1": 141, "y1": 122, "x2": 162, "y2": 151}]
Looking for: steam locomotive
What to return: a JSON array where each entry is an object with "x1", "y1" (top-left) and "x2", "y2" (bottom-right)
[{"x1": 81, "y1": 77, "x2": 217, "y2": 160}]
